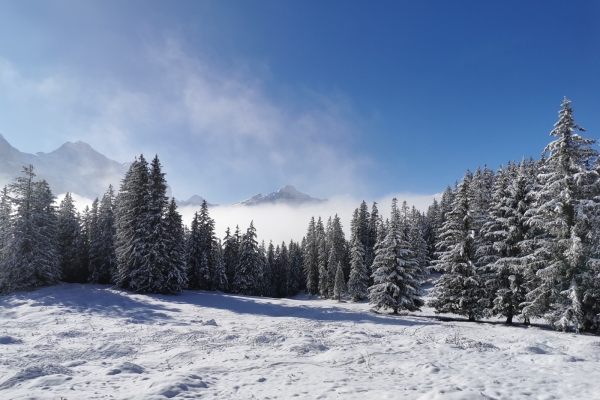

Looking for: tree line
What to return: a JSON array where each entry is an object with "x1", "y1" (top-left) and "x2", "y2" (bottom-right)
[{"x1": 0, "y1": 97, "x2": 598, "y2": 333}]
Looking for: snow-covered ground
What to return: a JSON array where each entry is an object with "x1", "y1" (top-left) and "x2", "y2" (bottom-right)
[{"x1": 1, "y1": 285, "x2": 600, "y2": 399}]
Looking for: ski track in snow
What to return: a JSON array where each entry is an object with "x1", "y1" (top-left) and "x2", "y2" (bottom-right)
[{"x1": 1, "y1": 284, "x2": 600, "y2": 399}]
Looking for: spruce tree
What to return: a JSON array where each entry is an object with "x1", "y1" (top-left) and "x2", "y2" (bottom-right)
[
  {"x1": 57, "y1": 193, "x2": 84, "y2": 283},
  {"x1": 333, "y1": 261, "x2": 346, "y2": 301},
  {"x1": 347, "y1": 235, "x2": 369, "y2": 301},
  {"x1": 115, "y1": 156, "x2": 151, "y2": 289},
  {"x1": 210, "y1": 238, "x2": 227, "y2": 292},
  {"x1": 0, "y1": 166, "x2": 60, "y2": 294},
  {"x1": 523, "y1": 98, "x2": 600, "y2": 332},
  {"x1": 223, "y1": 226, "x2": 241, "y2": 291},
  {"x1": 233, "y1": 221, "x2": 261, "y2": 295},
  {"x1": 161, "y1": 198, "x2": 188, "y2": 293},
  {"x1": 368, "y1": 198, "x2": 424, "y2": 313},
  {"x1": 430, "y1": 171, "x2": 486, "y2": 321},
  {"x1": 186, "y1": 212, "x2": 208, "y2": 290},
  {"x1": 303, "y1": 217, "x2": 319, "y2": 295},
  {"x1": 89, "y1": 186, "x2": 117, "y2": 284}
]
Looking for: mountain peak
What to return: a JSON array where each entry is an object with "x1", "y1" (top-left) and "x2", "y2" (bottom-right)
[{"x1": 238, "y1": 185, "x2": 324, "y2": 206}]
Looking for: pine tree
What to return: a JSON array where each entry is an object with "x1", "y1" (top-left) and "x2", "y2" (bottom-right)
[
  {"x1": 333, "y1": 261, "x2": 346, "y2": 301},
  {"x1": 274, "y1": 242, "x2": 289, "y2": 297},
  {"x1": 287, "y1": 240, "x2": 302, "y2": 296},
  {"x1": 430, "y1": 171, "x2": 486, "y2": 321},
  {"x1": 489, "y1": 160, "x2": 535, "y2": 324},
  {"x1": 89, "y1": 186, "x2": 117, "y2": 284},
  {"x1": 115, "y1": 156, "x2": 151, "y2": 289},
  {"x1": 368, "y1": 198, "x2": 424, "y2": 313},
  {"x1": 0, "y1": 186, "x2": 11, "y2": 258},
  {"x1": 210, "y1": 237, "x2": 227, "y2": 292},
  {"x1": 409, "y1": 206, "x2": 430, "y2": 283},
  {"x1": 186, "y1": 212, "x2": 208, "y2": 290},
  {"x1": 234, "y1": 221, "x2": 261, "y2": 295},
  {"x1": 223, "y1": 226, "x2": 241, "y2": 291},
  {"x1": 57, "y1": 193, "x2": 85, "y2": 283},
  {"x1": 0, "y1": 166, "x2": 60, "y2": 294},
  {"x1": 264, "y1": 240, "x2": 276, "y2": 297},
  {"x1": 303, "y1": 217, "x2": 319, "y2": 295},
  {"x1": 523, "y1": 98, "x2": 600, "y2": 332},
  {"x1": 161, "y1": 198, "x2": 187, "y2": 293},
  {"x1": 347, "y1": 235, "x2": 369, "y2": 301}
]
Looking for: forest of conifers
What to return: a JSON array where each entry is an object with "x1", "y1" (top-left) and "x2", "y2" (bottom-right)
[{"x1": 1, "y1": 98, "x2": 599, "y2": 334}]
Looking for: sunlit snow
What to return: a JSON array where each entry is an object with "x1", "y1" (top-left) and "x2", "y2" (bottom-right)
[{"x1": 2, "y1": 284, "x2": 599, "y2": 399}]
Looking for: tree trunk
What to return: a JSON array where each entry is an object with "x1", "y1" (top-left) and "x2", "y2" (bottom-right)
[{"x1": 506, "y1": 313, "x2": 513, "y2": 325}]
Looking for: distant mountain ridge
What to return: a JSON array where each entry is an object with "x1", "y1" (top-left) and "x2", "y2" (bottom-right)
[
  {"x1": 0, "y1": 134, "x2": 130, "y2": 199},
  {"x1": 235, "y1": 185, "x2": 325, "y2": 206},
  {"x1": 0, "y1": 135, "x2": 325, "y2": 207}
]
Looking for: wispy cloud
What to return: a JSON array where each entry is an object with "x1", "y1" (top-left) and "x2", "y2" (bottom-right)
[{"x1": 0, "y1": 36, "x2": 373, "y2": 203}]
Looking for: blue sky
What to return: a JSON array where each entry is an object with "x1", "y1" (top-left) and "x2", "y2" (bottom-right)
[{"x1": 0, "y1": 0, "x2": 598, "y2": 203}]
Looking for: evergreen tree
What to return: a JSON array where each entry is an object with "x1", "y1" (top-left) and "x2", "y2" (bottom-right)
[
  {"x1": 186, "y1": 212, "x2": 208, "y2": 289},
  {"x1": 287, "y1": 240, "x2": 302, "y2": 296},
  {"x1": 368, "y1": 198, "x2": 424, "y2": 313},
  {"x1": 57, "y1": 193, "x2": 84, "y2": 283},
  {"x1": 430, "y1": 171, "x2": 486, "y2": 321},
  {"x1": 223, "y1": 226, "x2": 241, "y2": 291},
  {"x1": 347, "y1": 235, "x2": 369, "y2": 301},
  {"x1": 210, "y1": 237, "x2": 227, "y2": 292},
  {"x1": 89, "y1": 186, "x2": 117, "y2": 284},
  {"x1": 523, "y1": 98, "x2": 600, "y2": 332},
  {"x1": 0, "y1": 166, "x2": 60, "y2": 294},
  {"x1": 486, "y1": 160, "x2": 535, "y2": 324},
  {"x1": 0, "y1": 186, "x2": 11, "y2": 258},
  {"x1": 233, "y1": 221, "x2": 261, "y2": 295},
  {"x1": 409, "y1": 206, "x2": 430, "y2": 282},
  {"x1": 162, "y1": 198, "x2": 187, "y2": 293},
  {"x1": 333, "y1": 261, "x2": 346, "y2": 301},
  {"x1": 115, "y1": 156, "x2": 151, "y2": 289},
  {"x1": 303, "y1": 217, "x2": 319, "y2": 295}
]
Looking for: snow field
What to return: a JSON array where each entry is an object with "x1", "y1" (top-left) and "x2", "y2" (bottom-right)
[{"x1": 1, "y1": 284, "x2": 600, "y2": 399}]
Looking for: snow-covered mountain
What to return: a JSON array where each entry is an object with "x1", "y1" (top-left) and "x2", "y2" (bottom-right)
[
  {"x1": 0, "y1": 134, "x2": 129, "y2": 199},
  {"x1": 175, "y1": 195, "x2": 218, "y2": 207},
  {"x1": 235, "y1": 185, "x2": 325, "y2": 206}
]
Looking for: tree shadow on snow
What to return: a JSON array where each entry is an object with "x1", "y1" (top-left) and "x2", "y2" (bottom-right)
[
  {"x1": 0, "y1": 283, "x2": 180, "y2": 324},
  {"x1": 165, "y1": 291, "x2": 436, "y2": 328}
]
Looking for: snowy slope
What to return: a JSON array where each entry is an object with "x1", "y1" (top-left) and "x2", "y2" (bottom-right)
[
  {"x1": 236, "y1": 185, "x2": 325, "y2": 206},
  {"x1": 2, "y1": 284, "x2": 600, "y2": 399},
  {"x1": 0, "y1": 134, "x2": 129, "y2": 199}
]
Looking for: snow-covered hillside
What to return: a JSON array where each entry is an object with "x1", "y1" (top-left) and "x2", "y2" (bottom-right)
[
  {"x1": 2, "y1": 284, "x2": 599, "y2": 399},
  {"x1": 0, "y1": 134, "x2": 129, "y2": 199}
]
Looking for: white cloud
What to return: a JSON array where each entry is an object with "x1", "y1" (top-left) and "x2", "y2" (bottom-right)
[
  {"x1": 179, "y1": 192, "x2": 437, "y2": 244},
  {"x1": 0, "y1": 37, "x2": 372, "y2": 203}
]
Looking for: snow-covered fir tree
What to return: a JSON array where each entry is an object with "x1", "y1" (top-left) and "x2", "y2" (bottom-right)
[
  {"x1": 287, "y1": 240, "x2": 303, "y2": 296},
  {"x1": 303, "y1": 217, "x2": 319, "y2": 295},
  {"x1": 57, "y1": 193, "x2": 85, "y2": 283},
  {"x1": 368, "y1": 198, "x2": 424, "y2": 313},
  {"x1": 223, "y1": 226, "x2": 241, "y2": 291},
  {"x1": 233, "y1": 221, "x2": 261, "y2": 295},
  {"x1": 523, "y1": 98, "x2": 600, "y2": 332},
  {"x1": 430, "y1": 171, "x2": 486, "y2": 321},
  {"x1": 333, "y1": 261, "x2": 346, "y2": 301},
  {"x1": 161, "y1": 198, "x2": 188, "y2": 293},
  {"x1": 88, "y1": 185, "x2": 117, "y2": 284},
  {"x1": 274, "y1": 242, "x2": 289, "y2": 297},
  {"x1": 185, "y1": 212, "x2": 209, "y2": 290},
  {"x1": 210, "y1": 237, "x2": 227, "y2": 292},
  {"x1": 347, "y1": 235, "x2": 369, "y2": 301},
  {"x1": 0, "y1": 166, "x2": 60, "y2": 295}
]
